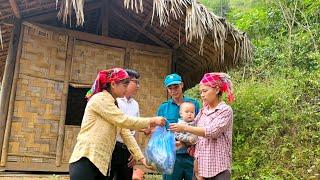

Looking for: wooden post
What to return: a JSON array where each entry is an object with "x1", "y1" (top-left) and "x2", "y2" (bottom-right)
[
  {"x1": 0, "y1": 24, "x2": 24, "y2": 167},
  {"x1": 9, "y1": 0, "x2": 21, "y2": 19},
  {"x1": 172, "y1": 50, "x2": 178, "y2": 73},
  {"x1": 101, "y1": 0, "x2": 110, "y2": 36},
  {"x1": 124, "y1": 48, "x2": 130, "y2": 68},
  {"x1": 0, "y1": 20, "x2": 22, "y2": 160},
  {"x1": 56, "y1": 37, "x2": 75, "y2": 166}
]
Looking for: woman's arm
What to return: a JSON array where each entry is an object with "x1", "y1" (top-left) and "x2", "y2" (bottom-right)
[
  {"x1": 120, "y1": 129, "x2": 144, "y2": 161},
  {"x1": 89, "y1": 93, "x2": 165, "y2": 129},
  {"x1": 170, "y1": 124, "x2": 206, "y2": 137},
  {"x1": 170, "y1": 107, "x2": 233, "y2": 139}
]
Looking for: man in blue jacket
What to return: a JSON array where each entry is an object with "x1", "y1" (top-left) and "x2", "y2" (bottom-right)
[{"x1": 157, "y1": 73, "x2": 200, "y2": 180}]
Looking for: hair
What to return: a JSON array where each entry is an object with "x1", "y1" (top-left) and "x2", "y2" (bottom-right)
[
  {"x1": 180, "y1": 102, "x2": 195, "y2": 112},
  {"x1": 125, "y1": 68, "x2": 140, "y2": 79},
  {"x1": 102, "y1": 78, "x2": 130, "y2": 93}
]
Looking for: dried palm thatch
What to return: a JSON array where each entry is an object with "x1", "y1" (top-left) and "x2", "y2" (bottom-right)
[
  {"x1": 57, "y1": 0, "x2": 84, "y2": 26},
  {"x1": 57, "y1": 0, "x2": 253, "y2": 63}
]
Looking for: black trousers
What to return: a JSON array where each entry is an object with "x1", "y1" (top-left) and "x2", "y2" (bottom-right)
[
  {"x1": 204, "y1": 170, "x2": 231, "y2": 180},
  {"x1": 107, "y1": 142, "x2": 133, "y2": 180},
  {"x1": 69, "y1": 157, "x2": 106, "y2": 180}
]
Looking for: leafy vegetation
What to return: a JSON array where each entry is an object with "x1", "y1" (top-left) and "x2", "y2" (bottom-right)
[{"x1": 187, "y1": 0, "x2": 320, "y2": 179}]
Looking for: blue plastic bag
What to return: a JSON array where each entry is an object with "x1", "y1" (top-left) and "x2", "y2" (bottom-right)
[{"x1": 145, "y1": 126, "x2": 176, "y2": 174}]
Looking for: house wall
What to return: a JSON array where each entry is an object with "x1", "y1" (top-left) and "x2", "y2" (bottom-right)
[{"x1": 1, "y1": 23, "x2": 171, "y2": 172}]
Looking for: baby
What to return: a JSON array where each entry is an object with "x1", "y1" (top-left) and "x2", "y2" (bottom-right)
[
  {"x1": 175, "y1": 102, "x2": 203, "y2": 180},
  {"x1": 175, "y1": 102, "x2": 198, "y2": 149}
]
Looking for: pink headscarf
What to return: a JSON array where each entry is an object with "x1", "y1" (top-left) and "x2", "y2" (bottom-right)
[
  {"x1": 86, "y1": 68, "x2": 129, "y2": 100},
  {"x1": 200, "y1": 72, "x2": 235, "y2": 103}
]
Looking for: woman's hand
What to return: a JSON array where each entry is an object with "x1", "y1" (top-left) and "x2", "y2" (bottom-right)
[
  {"x1": 150, "y1": 116, "x2": 166, "y2": 127},
  {"x1": 169, "y1": 123, "x2": 186, "y2": 132},
  {"x1": 127, "y1": 155, "x2": 136, "y2": 168},
  {"x1": 140, "y1": 158, "x2": 154, "y2": 170}
]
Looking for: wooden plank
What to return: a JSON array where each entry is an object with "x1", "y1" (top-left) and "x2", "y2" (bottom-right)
[
  {"x1": 24, "y1": 1, "x2": 103, "y2": 22},
  {"x1": 174, "y1": 36, "x2": 186, "y2": 49},
  {"x1": 132, "y1": 10, "x2": 154, "y2": 41},
  {"x1": 7, "y1": 153, "x2": 55, "y2": 159},
  {"x1": 9, "y1": 0, "x2": 21, "y2": 19},
  {"x1": 124, "y1": 47, "x2": 130, "y2": 68},
  {"x1": 101, "y1": 0, "x2": 110, "y2": 36},
  {"x1": 56, "y1": 37, "x2": 75, "y2": 166},
  {"x1": 69, "y1": 83, "x2": 91, "y2": 88},
  {"x1": 0, "y1": 24, "x2": 24, "y2": 167},
  {"x1": 0, "y1": 20, "x2": 21, "y2": 161},
  {"x1": 96, "y1": 8, "x2": 103, "y2": 34},
  {"x1": 23, "y1": 21, "x2": 172, "y2": 54},
  {"x1": 5, "y1": 162, "x2": 69, "y2": 172},
  {"x1": 172, "y1": 49, "x2": 178, "y2": 73},
  {"x1": 111, "y1": 9, "x2": 170, "y2": 48}
]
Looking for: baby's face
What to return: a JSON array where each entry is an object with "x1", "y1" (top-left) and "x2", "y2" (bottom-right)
[{"x1": 180, "y1": 104, "x2": 195, "y2": 122}]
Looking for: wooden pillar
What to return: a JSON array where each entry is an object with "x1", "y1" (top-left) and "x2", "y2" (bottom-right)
[
  {"x1": 0, "y1": 24, "x2": 24, "y2": 166},
  {"x1": 101, "y1": 0, "x2": 110, "y2": 36},
  {"x1": 0, "y1": 20, "x2": 22, "y2": 160},
  {"x1": 56, "y1": 37, "x2": 75, "y2": 166},
  {"x1": 172, "y1": 50, "x2": 177, "y2": 73},
  {"x1": 124, "y1": 48, "x2": 130, "y2": 68}
]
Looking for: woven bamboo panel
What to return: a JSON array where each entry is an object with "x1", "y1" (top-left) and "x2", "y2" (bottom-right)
[
  {"x1": 129, "y1": 49, "x2": 170, "y2": 149},
  {"x1": 70, "y1": 40, "x2": 125, "y2": 84},
  {"x1": 8, "y1": 74, "x2": 63, "y2": 161},
  {"x1": 61, "y1": 125, "x2": 80, "y2": 163},
  {"x1": 19, "y1": 25, "x2": 67, "y2": 81}
]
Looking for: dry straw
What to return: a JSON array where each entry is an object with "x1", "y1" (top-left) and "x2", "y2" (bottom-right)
[{"x1": 56, "y1": 0, "x2": 252, "y2": 63}]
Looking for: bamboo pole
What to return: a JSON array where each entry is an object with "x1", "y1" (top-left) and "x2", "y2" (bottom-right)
[
  {"x1": 55, "y1": 37, "x2": 75, "y2": 166},
  {"x1": 0, "y1": 24, "x2": 24, "y2": 166},
  {"x1": 0, "y1": 19, "x2": 22, "y2": 161},
  {"x1": 124, "y1": 47, "x2": 130, "y2": 68}
]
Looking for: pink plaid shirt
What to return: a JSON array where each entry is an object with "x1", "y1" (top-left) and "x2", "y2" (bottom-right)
[{"x1": 194, "y1": 102, "x2": 233, "y2": 178}]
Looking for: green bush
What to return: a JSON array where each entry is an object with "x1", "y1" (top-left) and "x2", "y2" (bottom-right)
[{"x1": 193, "y1": 0, "x2": 320, "y2": 178}]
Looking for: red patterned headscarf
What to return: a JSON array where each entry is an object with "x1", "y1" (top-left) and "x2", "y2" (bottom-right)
[
  {"x1": 86, "y1": 68, "x2": 129, "y2": 100},
  {"x1": 200, "y1": 72, "x2": 235, "y2": 103}
]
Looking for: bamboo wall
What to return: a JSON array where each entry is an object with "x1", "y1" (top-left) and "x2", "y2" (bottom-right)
[
  {"x1": 1, "y1": 24, "x2": 171, "y2": 172},
  {"x1": 6, "y1": 26, "x2": 66, "y2": 168}
]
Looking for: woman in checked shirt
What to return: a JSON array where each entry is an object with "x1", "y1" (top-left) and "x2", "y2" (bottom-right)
[{"x1": 170, "y1": 73, "x2": 234, "y2": 180}]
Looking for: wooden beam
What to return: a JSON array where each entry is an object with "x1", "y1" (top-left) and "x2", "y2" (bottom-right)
[
  {"x1": 132, "y1": 10, "x2": 153, "y2": 41},
  {"x1": 96, "y1": 8, "x2": 103, "y2": 34},
  {"x1": 0, "y1": 23, "x2": 24, "y2": 167},
  {"x1": 24, "y1": 1, "x2": 103, "y2": 22},
  {"x1": 174, "y1": 36, "x2": 186, "y2": 49},
  {"x1": 23, "y1": 21, "x2": 172, "y2": 54},
  {"x1": 111, "y1": 9, "x2": 170, "y2": 48},
  {"x1": 9, "y1": 0, "x2": 21, "y2": 19},
  {"x1": 101, "y1": 0, "x2": 110, "y2": 36},
  {"x1": 0, "y1": 19, "x2": 21, "y2": 161},
  {"x1": 56, "y1": 37, "x2": 75, "y2": 167},
  {"x1": 124, "y1": 48, "x2": 130, "y2": 68}
]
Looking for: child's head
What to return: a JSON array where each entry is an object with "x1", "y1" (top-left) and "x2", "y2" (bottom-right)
[{"x1": 179, "y1": 102, "x2": 196, "y2": 122}]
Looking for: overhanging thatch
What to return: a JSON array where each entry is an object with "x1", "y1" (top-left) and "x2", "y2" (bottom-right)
[{"x1": 0, "y1": 0, "x2": 252, "y2": 88}]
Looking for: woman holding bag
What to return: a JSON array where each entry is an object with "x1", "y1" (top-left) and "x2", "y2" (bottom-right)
[{"x1": 69, "y1": 68, "x2": 166, "y2": 180}]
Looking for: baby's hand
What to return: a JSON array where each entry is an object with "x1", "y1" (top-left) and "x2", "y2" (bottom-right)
[{"x1": 175, "y1": 141, "x2": 184, "y2": 150}]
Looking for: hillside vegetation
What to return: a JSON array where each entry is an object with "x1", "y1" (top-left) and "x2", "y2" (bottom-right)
[{"x1": 186, "y1": 0, "x2": 320, "y2": 179}]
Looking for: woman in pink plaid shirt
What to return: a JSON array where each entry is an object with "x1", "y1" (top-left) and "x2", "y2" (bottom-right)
[{"x1": 170, "y1": 72, "x2": 234, "y2": 180}]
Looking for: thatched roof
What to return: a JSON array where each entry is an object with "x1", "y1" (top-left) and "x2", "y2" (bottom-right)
[{"x1": 0, "y1": 0, "x2": 252, "y2": 88}]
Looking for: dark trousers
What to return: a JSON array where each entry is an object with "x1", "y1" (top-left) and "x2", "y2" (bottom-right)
[
  {"x1": 69, "y1": 157, "x2": 106, "y2": 180},
  {"x1": 163, "y1": 153, "x2": 194, "y2": 180},
  {"x1": 204, "y1": 170, "x2": 231, "y2": 180},
  {"x1": 107, "y1": 142, "x2": 133, "y2": 180}
]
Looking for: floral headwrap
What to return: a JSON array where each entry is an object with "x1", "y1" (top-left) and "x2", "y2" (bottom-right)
[
  {"x1": 200, "y1": 72, "x2": 235, "y2": 103},
  {"x1": 86, "y1": 68, "x2": 129, "y2": 100}
]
